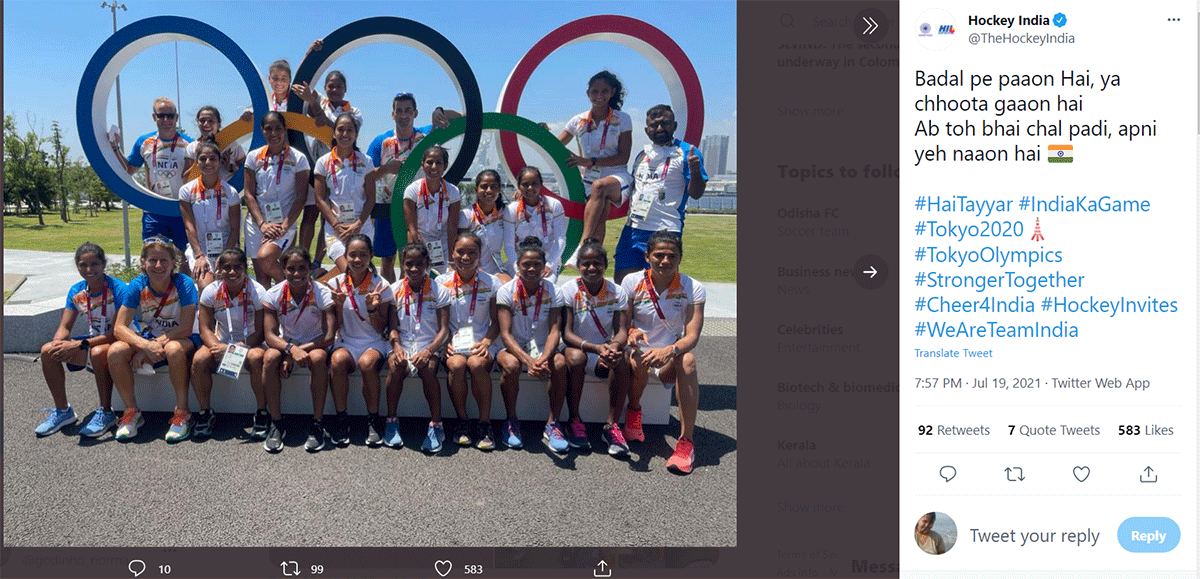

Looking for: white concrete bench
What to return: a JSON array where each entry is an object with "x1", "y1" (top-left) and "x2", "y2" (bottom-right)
[{"x1": 111, "y1": 366, "x2": 673, "y2": 425}]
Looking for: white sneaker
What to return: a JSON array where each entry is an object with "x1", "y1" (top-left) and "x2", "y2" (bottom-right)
[{"x1": 115, "y1": 409, "x2": 144, "y2": 441}]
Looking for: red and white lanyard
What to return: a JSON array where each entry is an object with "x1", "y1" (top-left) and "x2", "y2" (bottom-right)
[
  {"x1": 584, "y1": 108, "x2": 612, "y2": 150},
  {"x1": 280, "y1": 281, "x2": 313, "y2": 318},
  {"x1": 259, "y1": 147, "x2": 287, "y2": 185},
  {"x1": 515, "y1": 280, "x2": 545, "y2": 320},
  {"x1": 87, "y1": 281, "x2": 110, "y2": 334},
  {"x1": 454, "y1": 271, "x2": 480, "y2": 320},
  {"x1": 419, "y1": 179, "x2": 446, "y2": 224},
  {"x1": 643, "y1": 150, "x2": 672, "y2": 182},
  {"x1": 196, "y1": 178, "x2": 223, "y2": 224},
  {"x1": 391, "y1": 132, "x2": 418, "y2": 160},
  {"x1": 516, "y1": 196, "x2": 548, "y2": 237},
  {"x1": 643, "y1": 270, "x2": 679, "y2": 321},
  {"x1": 400, "y1": 277, "x2": 428, "y2": 330},
  {"x1": 219, "y1": 281, "x2": 252, "y2": 342},
  {"x1": 343, "y1": 274, "x2": 372, "y2": 322},
  {"x1": 472, "y1": 203, "x2": 501, "y2": 227},
  {"x1": 576, "y1": 278, "x2": 609, "y2": 340},
  {"x1": 327, "y1": 149, "x2": 357, "y2": 193}
]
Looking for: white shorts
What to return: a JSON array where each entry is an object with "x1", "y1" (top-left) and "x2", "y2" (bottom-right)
[
  {"x1": 446, "y1": 339, "x2": 503, "y2": 359},
  {"x1": 325, "y1": 220, "x2": 375, "y2": 261},
  {"x1": 583, "y1": 170, "x2": 633, "y2": 205},
  {"x1": 244, "y1": 218, "x2": 296, "y2": 258},
  {"x1": 332, "y1": 339, "x2": 390, "y2": 366}
]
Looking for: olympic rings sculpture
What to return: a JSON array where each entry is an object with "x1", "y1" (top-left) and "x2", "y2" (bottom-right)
[
  {"x1": 392, "y1": 113, "x2": 586, "y2": 265},
  {"x1": 77, "y1": 14, "x2": 703, "y2": 227}
]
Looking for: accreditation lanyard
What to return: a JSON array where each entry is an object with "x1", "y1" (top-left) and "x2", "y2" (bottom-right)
[
  {"x1": 584, "y1": 108, "x2": 612, "y2": 150},
  {"x1": 219, "y1": 281, "x2": 252, "y2": 343},
  {"x1": 472, "y1": 203, "x2": 501, "y2": 228},
  {"x1": 343, "y1": 273, "x2": 372, "y2": 322},
  {"x1": 454, "y1": 271, "x2": 480, "y2": 323},
  {"x1": 643, "y1": 270, "x2": 680, "y2": 321},
  {"x1": 516, "y1": 196, "x2": 548, "y2": 237},
  {"x1": 148, "y1": 136, "x2": 179, "y2": 185},
  {"x1": 280, "y1": 281, "x2": 313, "y2": 319},
  {"x1": 400, "y1": 277, "x2": 428, "y2": 331},
  {"x1": 644, "y1": 150, "x2": 672, "y2": 183},
  {"x1": 516, "y1": 280, "x2": 545, "y2": 325},
  {"x1": 419, "y1": 179, "x2": 445, "y2": 225},
  {"x1": 392, "y1": 133, "x2": 417, "y2": 160},
  {"x1": 576, "y1": 278, "x2": 609, "y2": 340},
  {"x1": 259, "y1": 146, "x2": 287, "y2": 185},
  {"x1": 149, "y1": 278, "x2": 175, "y2": 320},
  {"x1": 327, "y1": 149, "x2": 357, "y2": 192},
  {"x1": 196, "y1": 178, "x2": 224, "y2": 225},
  {"x1": 87, "y1": 282, "x2": 110, "y2": 335},
  {"x1": 322, "y1": 98, "x2": 352, "y2": 116}
]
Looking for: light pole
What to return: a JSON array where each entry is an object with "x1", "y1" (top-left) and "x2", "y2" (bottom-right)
[{"x1": 101, "y1": 1, "x2": 130, "y2": 267}]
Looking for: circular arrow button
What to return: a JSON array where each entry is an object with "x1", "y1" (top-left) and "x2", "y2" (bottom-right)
[{"x1": 853, "y1": 255, "x2": 888, "y2": 289}]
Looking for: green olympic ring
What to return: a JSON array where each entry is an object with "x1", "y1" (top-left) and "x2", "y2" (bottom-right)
[{"x1": 391, "y1": 112, "x2": 584, "y2": 267}]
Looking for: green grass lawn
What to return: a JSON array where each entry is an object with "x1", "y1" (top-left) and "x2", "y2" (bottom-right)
[{"x1": 4, "y1": 209, "x2": 737, "y2": 283}]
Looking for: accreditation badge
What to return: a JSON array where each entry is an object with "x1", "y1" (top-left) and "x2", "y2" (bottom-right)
[
  {"x1": 337, "y1": 202, "x2": 358, "y2": 224},
  {"x1": 205, "y1": 231, "x2": 225, "y2": 257},
  {"x1": 452, "y1": 327, "x2": 476, "y2": 355},
  {"x1": 262, "y1": 202, "x2": 284, "y2": 224},
  {"x1": 217, "y1": 344, "x2": 249, "y2": 378}
]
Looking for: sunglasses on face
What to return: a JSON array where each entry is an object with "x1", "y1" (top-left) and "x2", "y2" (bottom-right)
[{"x1": 155, "y1": 113, "x2": 177, "y2": 119}]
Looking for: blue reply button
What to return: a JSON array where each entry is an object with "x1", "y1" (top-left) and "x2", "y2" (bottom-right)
[{"x1": 1117, "y1": 517, "x2": 1181, "y2": 553}]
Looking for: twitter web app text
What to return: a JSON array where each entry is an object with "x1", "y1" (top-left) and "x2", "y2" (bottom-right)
[{"x1": 899, "y1": 2, "x2": 1197, "y2": 576}]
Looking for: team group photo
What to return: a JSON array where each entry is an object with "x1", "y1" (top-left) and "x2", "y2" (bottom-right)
[{"x1": 4, "y1": 1, "x2": 737, "y2": 547}]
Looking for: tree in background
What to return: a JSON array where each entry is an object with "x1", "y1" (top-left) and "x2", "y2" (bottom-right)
[
  {"x1": 50, "y1": 121, "x2": 71, "y2": 223},
  {"x1": 4, "y1": 113, "x2": 54, "y2": 225}
]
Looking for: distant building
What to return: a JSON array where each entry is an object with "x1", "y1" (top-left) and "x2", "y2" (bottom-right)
[{"x1": 700, "y1": 134, "x2": 729, "y2": 177}]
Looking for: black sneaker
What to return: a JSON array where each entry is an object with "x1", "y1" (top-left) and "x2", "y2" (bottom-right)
[
  {"x1": 263, "y1": 420, "x2": 284, "y2": 453},
  {"x1": 475, "y1": 420, "x2": 496, "y2": 451},
  {"x1": 366, "y1": 414, "x2": 383, "y2": 447},
  {"x1": 453, "y1": 419, "x2": 474, "y2": 446},
  {"x1": 251, "y1": 409, "x2": 270, "y2": 440},
  {"x1": 304, "y1": 420, "x2": 326, "y2": 452},
  {"x1": 193, "y1": 409, "x2": 216, "y2": 438},
  {"x1": 331, "y1": 412, "x2": 350, "y2": 446}
]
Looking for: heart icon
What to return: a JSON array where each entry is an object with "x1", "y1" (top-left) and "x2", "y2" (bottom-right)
[
  {"x1": 1073, "y1": 466, "x2": 1090, "y2": 482},
  {"x1": 435, "y1": 560, "x2": 453, "y2": 577}
]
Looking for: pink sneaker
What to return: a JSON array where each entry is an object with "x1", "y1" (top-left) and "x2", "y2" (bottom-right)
[
  {"x1": 622, "y1": 408, "x2": 644, "y2": 442},
  {"x1": 666, "y1": 437, "x2": 695, "y2": 474}
]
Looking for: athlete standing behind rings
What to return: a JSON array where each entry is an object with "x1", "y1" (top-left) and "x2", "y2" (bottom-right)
[
  {"x1": 326, "y1": 234, "x2": 393, "y2": 447},
  {"x1": 113, "y1": 97, "x2": 194, "y2": 252},
  {"x1": 179, "y1": 142, "x2": 241, "y2": 291},
  {"x1": 622, "y1": 230, "x2": 706, "y2": 474},
  {"x1": 435, "y1": 232, "x2": 502, "y2": 450},
  {"x1": 314, "y1": 113, "x2": 380, "y2": 274},
  {"x1": 107, "y1": 238, "x2": 201, "y2": 443},
  {"x1": 240, "y1": 59, "x2": 294, "y2": 124},
  {"x1": 561, "y1": 239, "x2": 631, "y2": 457},
  {"x1": 36, "y1": 243, "x2": 129, "y2": 438},
  {"x1": 243, "y1": 111, "x2": 311, "y2": 286},
  {"x1": 385, "y1": 243, "x2": 451, "y2": 452},
  {"x1": 367, "y1": 93, "x2": 434, "y2": 283},
  {"x1": 403, "y1": 146, "x2": 461, "y2": 276},
  {"x1": 261, "y1": 246, "x2": 337, "y2": 453},
  {"x1": 192, "y1": 249, "x2": 267, "y2": 443},
  {"x1": 459, "y1": 170, "x2": 510, "y2": 283},
  {"x1": 495, "y1": 237, "x2": 569, "y2": 453},
  {"x1": 183, "y1": 106, "x2": 246, "y2": 183},
  {"x1": 502, "y1": 167, "x2": 567, "y2": 283},
  {"x1": 559, "y1": 71, "x2": 633, "y2": 269}
]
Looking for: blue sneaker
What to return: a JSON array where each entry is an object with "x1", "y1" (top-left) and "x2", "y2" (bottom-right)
[
  {"x1": 383, "y1": 418, "x2": 403, "y2": 448},
  {"x1": 504, "y1": 419, "x2": 523, "y2": 449},
  {"x1": 79, "y1": 408, "x2": 117, "y2": 438},
  {"x1": 421, "y1": 422, "x2": 444, "y2": 453},
  {"x1": 543, "y1": 422, "x2": 569, "y2": 454},
  {"x1": 35, "y1": 406, "x2": 77, "y2": 436}
]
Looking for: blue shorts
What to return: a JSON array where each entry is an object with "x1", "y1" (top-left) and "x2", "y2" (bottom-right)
[
  {"x1": 142, "y1": 213, "x2": 189, "y2": 252},
  {"x1": 372, "y1": 216, "x2": 397, "y2": 258},
  {"x1": 614, "y1": 226, "x2": 674, "y2": 273}
]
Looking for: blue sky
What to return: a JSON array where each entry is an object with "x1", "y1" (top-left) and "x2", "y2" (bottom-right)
[{"x1": 4, "y1": 1, "x2": 737, "y2": 180}]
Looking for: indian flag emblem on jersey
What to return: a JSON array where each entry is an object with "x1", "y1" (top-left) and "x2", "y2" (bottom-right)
[{"x1": 1047, "y1": 144, "x2": 1073, "y2": 163}]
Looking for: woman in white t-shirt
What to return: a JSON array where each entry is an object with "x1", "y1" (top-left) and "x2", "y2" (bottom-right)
[
  {"x1": 403, "y1": 145, "x2": 460, "y2": 276},
  {"x1": 262, "y1": 246, "x2": 337, "y2": 453},
  {"x1": 436, "y1": 232, "x2": 502, "y2": 450},
  {"x1": 243, "y1": 111, "x2": 311, "y2": 286},
  {"x1": 559, "y1": 71, "x2": 633, "y2": 268},
  {"x1": 622, "y1": 230, "x2": 706, "y2": 474},
  {"x1": 183, "y1": 106, "x2": 246, "y2": 183},
  {"x1": 501, "y1": 167, "x2": 567, "y2": 282},
  {"x1": 384, "y1": 243, "x2": 451, "y2": 452},
  {"x1": 326, "y1": 234, "x2": 393, "y2": 447},
  {"x1": 192, "y1": 248, "x2": 267, "y2": 441},
  {"x1": 495, "y1": 237, "x2": 569, "y2": 453},
  {"x1": 562, "y1": 239, "x2": 631, "y2": 456},
  {"x1": 314, "y1": 112, "x2": 380, "y2": 273},
  {"x1": 179, "y1": 142, "x2": 241, "y2": 291},
  {"x1": 458, "y1": 169, "x2": 509, "y2": 282}
]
